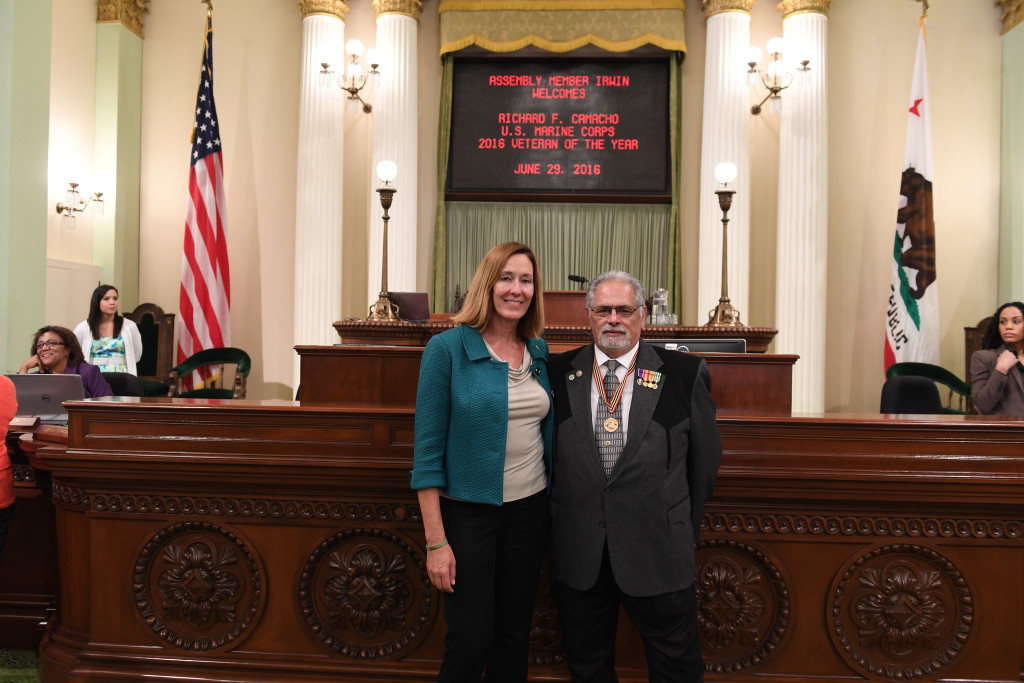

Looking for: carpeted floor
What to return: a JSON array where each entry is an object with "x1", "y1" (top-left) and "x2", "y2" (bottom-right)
[{"x1": 0, "y1": 649, "x2": 39, "y2": 683}]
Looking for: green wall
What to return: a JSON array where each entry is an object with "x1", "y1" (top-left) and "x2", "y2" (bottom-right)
[
  {"x1": 0, "y1": 0, "x2": 50, "y2": 371},
  {"x1": 1001, "y1": 24, "x2": 1024, "y2": 303}
]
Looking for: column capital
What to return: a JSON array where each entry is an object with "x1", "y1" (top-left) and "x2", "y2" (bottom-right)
[
  {"x1": 701, "y1": 0, "x2": 754, "y2": 19},
  {"x1": 96, "y1": 0, "x2": 150, "y2": 39},
  {"x1": 299, "y1": 0, "x2": 350, "y2": 20},
  {"x1": 373, "y1": 0, "x2": 423, "y2": 20},
  {"x1": 777, "y1": 0, "x2": 832, "y2": 18},
  {"x1": 999, "y1": 1, "x2": 1024, "y2": 33}
]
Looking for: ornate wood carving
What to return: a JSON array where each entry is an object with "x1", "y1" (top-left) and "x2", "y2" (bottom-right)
[
  {"x1": 92, "y1": 493, "x2": 419, "y2": 522},
  {"x1": 96, "y1": 0, "x2": 149, "y2": 38},
  {"x1": 776, "y1": 0, "x2": 832, "y2": 19},
  {"x1": 299, "y1": 529, "x2": 432, "y2": 659},
  {"x1": 133, "y1": 522, "x2": 264, "y2": 651},
  {"x1": 829, "y1": 544, "x2": 973, "y2": 679},
  {"x1": 701, "y1": 0, "x2": 755, "y2": 18},
  {"x1": 706, "y1": 512, "x2": 1023, "y2": 541},
  {"x1": 298, "y1": 0, "x2": 349, "y2": 20},
  {"x1": 696, "y1": 539, "x2": 790, "y2": 673},
  {"x1": 998, "y1": 0, "x2": 1024, "y2": 34},
  {"x1": 373, "y1": 0, "x2": 423, "y2": 19},
  {"x1": 51, "y1": 481, "x2": 89, "y2": 509}
]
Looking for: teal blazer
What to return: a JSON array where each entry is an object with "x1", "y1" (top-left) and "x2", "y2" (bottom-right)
[{"x1": 411, "y1": 324, "x2": 553, "y2": 505}]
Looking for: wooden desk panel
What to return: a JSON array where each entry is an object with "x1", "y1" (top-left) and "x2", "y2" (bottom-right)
[
  {"x1": 33, "y1": 401, "x2": 1024, "y2": 682},
  {"x1": 0, "y1": 430, "x2": 59, "y2": 650},
  {"x1": 297, "y1": 345, "x2": 796, "y2": 416}
]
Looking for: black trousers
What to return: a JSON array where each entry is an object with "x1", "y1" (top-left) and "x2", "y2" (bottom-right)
[
  {"x1": 438, "y1": 491, "x2": 549, "y2": 683},
  {"x1": 555, "y1": 546, "x2": 704, "y2": 683}
]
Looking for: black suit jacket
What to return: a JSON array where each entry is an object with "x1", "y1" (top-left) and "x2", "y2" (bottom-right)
[{"x1": 549, "y1": 341, "x2": 721, "y2": 597}]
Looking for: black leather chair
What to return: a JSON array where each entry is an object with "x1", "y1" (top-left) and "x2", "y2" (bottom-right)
[
  {"x1": 879, "y1": 375, "x2": 945, "y2": 415},
  {"x1": 886, "y1": 362, "x2": 972, "y2": 414},
  {"x1": 103, "y1": 372, "x2": 145, "y2": 397}
]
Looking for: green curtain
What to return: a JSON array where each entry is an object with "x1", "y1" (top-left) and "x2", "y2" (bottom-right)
[
  {"x1": 432, "y1": 56, "x2": 455, "y2": 312},
  {"x1": 438, "y1": 0, "x2": 687, "y2": 56},
  {"x1": 444, "y1": 201, "x2": 671, "y2": 303}
]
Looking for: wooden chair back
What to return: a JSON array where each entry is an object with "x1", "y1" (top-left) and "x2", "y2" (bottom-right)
[
  {"x1": 125, "y1": 303, "x2": 176, "y2": 387},
  {"x1": 964, "y1": 316, "x2": 992, "y2": 383}
]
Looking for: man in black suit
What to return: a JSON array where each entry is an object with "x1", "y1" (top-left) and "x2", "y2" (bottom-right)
[{"x1": 549, "y1": 270, "x2": 722, "y2": 682}]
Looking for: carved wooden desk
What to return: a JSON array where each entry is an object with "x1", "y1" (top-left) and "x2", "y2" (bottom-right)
[
  {"x1": 34, "y1": 400, "x2": 1024, "y2": 682},
  {"x1": 0, "y1": 426, "x2": 61, "y2": 650}
]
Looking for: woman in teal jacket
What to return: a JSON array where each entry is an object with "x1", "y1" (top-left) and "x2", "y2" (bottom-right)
[{"x1": 411, "y1": 241, "x2": 552, "y2": 682}]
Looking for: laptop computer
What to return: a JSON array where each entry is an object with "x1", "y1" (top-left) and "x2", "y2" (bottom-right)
[
  {"x1": 5, "y1": 373, "x2": 85, "y2": 425},
  {"x1": 390, "y1": 292, "x2": 430, "y2": 321},
  {"x1": 646, "y1": 338, "x2": 747, "y2": 354}
]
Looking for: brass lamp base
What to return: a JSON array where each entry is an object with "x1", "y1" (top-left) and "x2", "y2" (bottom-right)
[
  {"x1": 706, "y1": 299, "x2": 743, "y2": 327},
  {"x1": 368, "y1": 294, "x2": 400, "y2": 321}
]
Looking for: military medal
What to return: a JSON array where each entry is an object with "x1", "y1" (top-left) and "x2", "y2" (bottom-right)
[
  {"x1": 592, "y1": 355, "x2": 638, "y2": 424},
  {"x1": 636, "y1": 368, "x2": 662, "y2": 389}
]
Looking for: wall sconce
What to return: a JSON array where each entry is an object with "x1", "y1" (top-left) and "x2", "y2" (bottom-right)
[
  {"x1": 367, "y1": 160, "x2": 400, "y2": 321},
  {"x1": 747, "y1": 37, "x2": 810, "y2": 115},
  {"x1": 706, "y1": 162, "x2": 743, "y2": 327},
  {"x1": 55, "y1": 182, "x2": 104, "y2": 229},
  {"x1": 319, "y1": 39, "x2": 380, "y2": 113}
]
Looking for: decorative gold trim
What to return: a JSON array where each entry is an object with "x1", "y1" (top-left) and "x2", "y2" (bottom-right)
[
  {"x1": 373, "y1": 0, "x2": 423, "y2": 19},
  {"x1": 439, "y1": 0, "x2": 685, "y2": 12},
  {"x1": 299, "y1": 0, "x2": 350, "y2": 20},
  {"x1": 701, "y1": 0, "x2": 754, "y2": 18},
  {"x1": 96, "y1": 0, "x2": 150, "y2": 39},
  {"x1": 777, "y1": 0, "x2": 832, "y2": 19},
  {"x1": 998, "y1": 0, "x2": 1024, "y2": 34},
  {"x1": 440, "y1": 32, "x2": 686, "y2": 55}
]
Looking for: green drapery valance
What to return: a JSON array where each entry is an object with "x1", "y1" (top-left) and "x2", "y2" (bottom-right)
[{"x1": 438, "y1": 0, "x2": 686, "y2": 55}]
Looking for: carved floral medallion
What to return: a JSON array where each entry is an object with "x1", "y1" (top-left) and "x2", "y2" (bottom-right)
[
  {"x1": 299, "y1": 529, "x2": 432, "y2": 659},
  {"x1": 695, "y1": 539, "x2": 790, "y2": 672},
  {"x1": 830, "y1": 544, "x2": 973, "y2": 679},
  {"x1": 133, "y1": 521, "x2": 264, "y2": 651}
]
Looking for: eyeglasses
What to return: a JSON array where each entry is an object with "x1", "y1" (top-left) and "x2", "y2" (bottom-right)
[
  {"x1": 590, "y1": 305, "x2": 640, "y2": 319},
  {"x1": 35, "y1": 340, "x2": 66, "y2": 351}
]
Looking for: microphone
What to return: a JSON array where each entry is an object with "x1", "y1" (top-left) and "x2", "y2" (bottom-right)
[{"x1": 567, "y1": 274, "x2": 589, "y2": 284}]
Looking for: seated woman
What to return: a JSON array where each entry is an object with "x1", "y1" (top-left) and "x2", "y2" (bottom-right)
[
  {"x1": 74, "y1": 285, "x2": 143, "y2": 375},
  {"x1": 970, "y1": 301, "x2": 1024, "y2": 416},
  {"x1": 19, "y1": 326, "x2": 113, "y2": 398}
]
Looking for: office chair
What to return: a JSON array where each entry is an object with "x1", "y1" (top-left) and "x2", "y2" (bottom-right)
[
  {"x1": 169, "y1": 347, "x2": 251, "y2": 399},
  {"x1": 103, "y1": 372, "x2": 145, "y2": 397},
  {"x1": 880, "y1": 375, "x2": 946, "y2": 415}
]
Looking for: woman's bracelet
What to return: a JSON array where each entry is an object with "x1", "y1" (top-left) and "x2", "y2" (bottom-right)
[{"x1": 426, "y1": 539, "x2": 449, "y2": 551}]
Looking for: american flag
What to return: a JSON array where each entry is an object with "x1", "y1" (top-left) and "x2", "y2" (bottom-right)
[{"x1": 178, "y1": 12, "x2": 231, "y2": 381}]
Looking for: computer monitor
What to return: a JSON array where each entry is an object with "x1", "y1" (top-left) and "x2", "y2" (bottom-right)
[
  {"x1": 390, "y1": 292, "x2": 430, "y2": 321},
  {"x1": 646, "y1": 338, "x2": 747, "y2": 354}
]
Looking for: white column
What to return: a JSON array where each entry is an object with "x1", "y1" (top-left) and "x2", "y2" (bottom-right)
[
  {"x1": 774, "y1": 2, "x2": 830, "y2": 412},
  {"x1": 293, "y1": 4, "x2": 347, "y2": 389},
  {"x1": 368, "y1": 0, "x2": 421, "y2": 304},
  {"x1": 698, "y1": 3, "x2": 753, "y2": 325}
]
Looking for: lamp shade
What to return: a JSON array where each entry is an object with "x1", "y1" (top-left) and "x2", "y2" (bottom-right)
[
  {"x1": 345, "y1": 39, "x2": 364, "y2": 57},
  {"x1": 376, "y1": 160, "x2": 398, "y2": 183},
  {"x1": 714, "y1": 162, "x2": 738, "y2": 185}
]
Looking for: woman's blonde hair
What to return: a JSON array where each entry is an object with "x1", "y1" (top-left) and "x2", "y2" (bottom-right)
[{"x1": 451, "y1": 241, "x2": 545, "y2": 338}]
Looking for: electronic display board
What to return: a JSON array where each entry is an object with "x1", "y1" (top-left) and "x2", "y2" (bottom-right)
[{"x1": 447, "y1": 58, "x2": 670, "y2": 200}]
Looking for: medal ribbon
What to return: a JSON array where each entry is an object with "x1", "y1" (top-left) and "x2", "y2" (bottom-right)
[{"x1": 592, "y1": 355, "x2": 637, "y2": 415}]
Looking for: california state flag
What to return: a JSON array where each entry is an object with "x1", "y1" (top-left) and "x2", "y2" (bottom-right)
[{"x1": 884, "y1": 22, "x2": 938, "y2": 372}]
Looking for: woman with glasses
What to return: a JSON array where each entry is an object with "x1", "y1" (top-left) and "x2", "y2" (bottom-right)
[
  {"x1": 18, "y1": 326, "x2": 112, "y2": 398},
  {"x1": 411, "y1": 241, "x2": 552, "y2": 682},
  {"x1": 74, "y1": 285, "x2": 143, "y2": 375}
]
